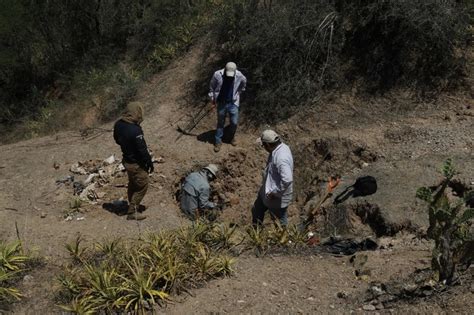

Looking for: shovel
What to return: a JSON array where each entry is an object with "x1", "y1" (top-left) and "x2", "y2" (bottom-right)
[{"x1": 300, "y1": 176, "x2": 341, "y2": 230}]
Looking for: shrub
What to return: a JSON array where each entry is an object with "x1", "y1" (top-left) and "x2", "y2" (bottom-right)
[
  {"x1": 342, "y1": 0, "x2": 470, "y2": 92},
  {"x1": 0, "y1": 241, "x2": 35, "y2": 307},
  {"x1": 57, "y1": 222, "x2": 239, "y2": 313},
  {"x1": 416, "y1": 159, "x2": 474, "y2": 284},
  {"x1": 207, "y1": 0, "x2": 471, "y2": 124},
  {"x1": 0, "y1": 0, "x2": 216, "y2": 132}
]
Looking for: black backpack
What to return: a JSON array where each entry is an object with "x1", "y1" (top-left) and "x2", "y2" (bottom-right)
[
  {"x1": 353, "y1": 176, "x2": 377, "y2": 197},
  {"x1": 334, "y1": 176, "x2": 377, "y2": 204}
]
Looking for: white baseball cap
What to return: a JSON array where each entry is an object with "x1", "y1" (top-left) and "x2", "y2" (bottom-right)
[
  {"x1": 225, "y1": 62, "x2": 237, "y2": 77},
  {"x1": 260, "y1": 129, "x2": 280, "y2": 144},
  {"x1": 204, "y1": 164, "x2": 219, "y2": 177}
]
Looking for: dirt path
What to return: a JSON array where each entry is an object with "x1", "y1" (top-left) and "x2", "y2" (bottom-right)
[{"x1": 1, "y1": 42, "x2": 473, "y2": 313}]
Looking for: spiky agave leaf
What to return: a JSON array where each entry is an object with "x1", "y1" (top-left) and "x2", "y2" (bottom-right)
[
  {"x1": 210, "y1": 223, "x2": 237, "y2": 249},
  {"x1": 267, "y1": 225, "x2": 289, "y2": 246},
  {"x1": 83, "y1": 263, "x2": 124, "y2": 311},
  {"x1": 245, "y1": 226, "x2": 269, "y2": 255},
  {"x1": 214, "y1": 255, "x2": 236, "y2": 276},
  {"x1": 0, "y1": 241, "x2": 28, "y2": 271},
  {"x1": 117, "y1": 257, "x2": 168, "y2": 313},
  {"x1": 94, "y1": 238, "x2": 123, "y2": 257},
  {"x1": 287, "y1": 224, "x2": 307, "y2": 246},
  {"x1": 190, "y1": 243, "x2": 219, "y2": 279},
  {"x1": 65, "y1": 235, "x2": 88, "y2": 264},
  {"x1": 59, "y1": 296, "x2": 98, "y2": 315},
  {"x1": 0, "y1": 268, "x2": 22, "y2": 301}
]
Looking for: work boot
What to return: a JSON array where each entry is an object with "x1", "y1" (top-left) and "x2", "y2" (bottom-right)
[
  {"x1": 230, "y1": 138, "x2": 237, "y2": 146},
  {"x1": 126, "y1": 205, "x2": 146, "y2": 220},
  {"x1": 214, "y1": 143, "x2": 222, "y2": 153}
]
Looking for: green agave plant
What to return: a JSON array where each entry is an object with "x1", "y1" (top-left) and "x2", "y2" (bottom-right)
[
  {"x1": 0, "y1": 268, "x2": 22, "y2": 301},
  {"x1": 59, "y1": 296, "x2": 98, "y2": 315},
  {"x1": 0, "y1": 241, "x2": 28, "y2": 271},
  {"x1": 65, "y1": 235, "x2": 88, "y2": 264},
  {"x1": 117, "y1": 257, "x2": 168, "y2": 313}
]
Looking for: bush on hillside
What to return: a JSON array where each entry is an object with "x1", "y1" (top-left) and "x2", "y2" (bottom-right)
[
  {"x1": 0, "y1": 0, "x2": 214, "y2": 127},
  {"x1": 209, "y1": 0, "x2": 471, "y2": 123},
  {"x1": 342, "y1": 1, "x2": 470, "y2": 92}
]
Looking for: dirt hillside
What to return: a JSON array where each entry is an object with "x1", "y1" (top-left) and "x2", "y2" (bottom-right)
[{"x1": 1, "y1": 43, "x2": 473, "y2": 314}]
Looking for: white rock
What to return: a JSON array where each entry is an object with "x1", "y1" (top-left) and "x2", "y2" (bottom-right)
[
  {"x1": 103, "y1": 155, "x2": 116, "y2": 165},
  {"x1": 362, "y1": 304, "x2": 376, "y2": 311}
]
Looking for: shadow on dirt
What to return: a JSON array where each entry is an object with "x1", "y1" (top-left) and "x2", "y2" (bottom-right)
[
  {"x1": 102, "y1": 200, "x2": 147, "y2": 216},
  {"x1": 197, "y1": 125, "x2": 233, "y2": 144}
]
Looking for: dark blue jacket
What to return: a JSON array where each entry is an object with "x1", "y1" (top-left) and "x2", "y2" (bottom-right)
[{"x1": 113, "y1": 119, "x2": 152, "y2": 168}]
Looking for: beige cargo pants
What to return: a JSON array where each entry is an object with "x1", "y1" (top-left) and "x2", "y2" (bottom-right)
[{"x1": 123, "y1": 162, "x2": 149, "y2": 213}]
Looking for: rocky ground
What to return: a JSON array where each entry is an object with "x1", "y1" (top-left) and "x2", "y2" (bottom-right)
[{"x1": 0, "y1": 43, "x2": 473, "y2": 314}]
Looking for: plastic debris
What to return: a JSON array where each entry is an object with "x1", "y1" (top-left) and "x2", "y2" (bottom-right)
[
  {"x1": 70, "y1": 163, "x2": 88, "y2": 175},
  {"x1": 56, "y1": 175, "x2": 74, "y2": 185}
]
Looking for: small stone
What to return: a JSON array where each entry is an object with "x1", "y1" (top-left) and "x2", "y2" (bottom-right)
[
  {"x1": 337, "y1": 291, "x2": 348, "y2": 299},
  {"x1": 329, "y1": 304, "x2": 335, "y2": 309},
  {"x1": 237, "y1": 300, "x2": 245, "y2": 303},
  {"x1": 362, "y1": 304, "x2": 376, "y2": 311},
  {"x1": 23, "y1": 275, "x2": 34, "y2": 282},
  {"x1": 40, "y1": 212, "x2": 47, "y2": 218},
  {"x1": 403, "y1": 284, "x2": 417, "y2": 293},
  {"x1": 375, "y1": 303, "x2": 384, "y2": 310},
  {"x1": 262, "y1": 282, "x2": 268, "y2": 287},
  {"x1": 362, "y1": 162, "x2": 369, "y2": 168},
  {"x1": 307, "y1": 297, "x2": 315, "y2": 301}
]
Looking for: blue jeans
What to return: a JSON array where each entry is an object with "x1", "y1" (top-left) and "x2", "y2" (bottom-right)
[
  {"x1": 215, "y1": 102, "x2": 239, "y2": 145},
  {"x1": 252, "y1": 194, "x2": 288, "y2": 227}
]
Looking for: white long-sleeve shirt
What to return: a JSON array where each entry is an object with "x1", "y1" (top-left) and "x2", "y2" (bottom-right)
[
  {"x1": 259, "y1": 143, "x2": 294, "y2": 208},
  {"x1": 208, "y1": 69, "x2": 247, "y2": 106}
]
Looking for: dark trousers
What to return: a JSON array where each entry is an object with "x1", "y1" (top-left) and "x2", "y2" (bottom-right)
[{"x1": 251, "y1": 194, "x2": 288, "y2": 227}]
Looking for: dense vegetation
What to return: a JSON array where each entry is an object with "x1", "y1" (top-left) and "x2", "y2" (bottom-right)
[
  {"x1": 0, "y1": 241, "x2": 36, "y2": 310},
  {"x1": 0, "y1": 0, "x2": 472, "y2": 135},
  {"x1": 209, "y1": 0, "x2": 472, "y2": 122},
  {"x1": 57, "y1": 223, "x2": 307, "y2": 313},
  {"x1": 0, "y1": 0, "x2": 214, "y2": 137}
]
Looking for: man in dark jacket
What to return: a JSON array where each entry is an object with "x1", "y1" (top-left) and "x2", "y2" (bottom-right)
[{"x1": 113, "y1": 101, "x2": 153, "y2": 220}]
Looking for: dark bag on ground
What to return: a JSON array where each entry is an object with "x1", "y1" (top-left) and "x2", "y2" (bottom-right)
[
  {"x1": 334, "y1": 176, "x2": 377, "y2": 204},
  {"x1": 353, "y1": 176, "x2": 377, "y2": 197}
]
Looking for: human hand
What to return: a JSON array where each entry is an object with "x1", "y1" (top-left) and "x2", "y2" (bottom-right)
[
  {"x1": 266, "y1": 192, "x2": 278, "y2": 200},
  {"x1": 146, "y1": 161, "x2": 154, "y2": 173}
]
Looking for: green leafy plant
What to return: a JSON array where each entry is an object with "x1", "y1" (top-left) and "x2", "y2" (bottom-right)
[
  {"x1": 245, "y1": 226, "x2": 269, "y2": 256},
  {"x1": 0, "y1": 240, "x2": 36, "y2": 306},
  {"x1": 416, "y1": 159, "x2": 474, "y2": 284},
  {"x1": 0, "y1": 241, "x2": 28, "y2": 271},
  {"x1": 65, "y1": 235, "x2": 88, "y2": 264},
  {"x1": 118, "y1": 257, "x2": 168, "y2": 313},
  {"x1": 0, "y1": 268, "x2": 22, "y2": 301}
]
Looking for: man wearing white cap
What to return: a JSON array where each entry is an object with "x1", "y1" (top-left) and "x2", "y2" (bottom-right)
[
  {"x1": 180, "y1": 164, "x2": 219, "y2": 220},
  {"x1": 252, "y1": 130, "x2": 294, "y2": 227},
  {"x1": 209, "y1": 62, "x2": 247, "y2": 152}
]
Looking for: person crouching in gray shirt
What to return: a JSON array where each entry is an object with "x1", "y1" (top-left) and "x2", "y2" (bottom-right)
[{"x1": 180, "y1": 164, "x2": 219, "y2": 220}]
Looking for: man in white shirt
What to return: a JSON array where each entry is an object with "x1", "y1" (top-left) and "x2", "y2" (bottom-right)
[
  {"x1": 208, "y1": 62, "x2": 247, "y2": 152},
  {"x1": 252, "y1": 130, "x2": 294, "y2": 227}
]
